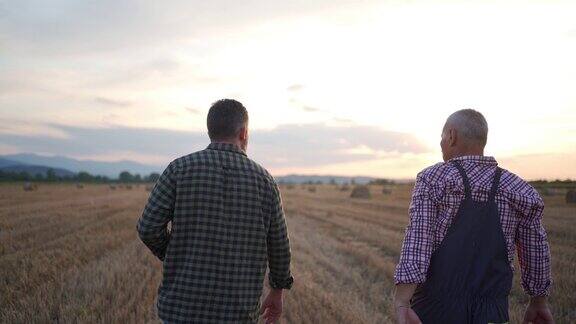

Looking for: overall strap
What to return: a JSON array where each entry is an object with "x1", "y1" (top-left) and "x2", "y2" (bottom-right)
[
  {"x1": 488, "y1": 167, "x2": 503, "y2": 202},
  {"x1": 452, "y1": 160, "x2": 472, "y2": 200}
]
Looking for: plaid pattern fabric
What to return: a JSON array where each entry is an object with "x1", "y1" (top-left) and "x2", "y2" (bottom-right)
[
  {"x1": 137, "y1": 143, "x2": 293, "y2": 323},
  {"x1": 395, "y1": 156, "x2": 552, "y2": 297}
]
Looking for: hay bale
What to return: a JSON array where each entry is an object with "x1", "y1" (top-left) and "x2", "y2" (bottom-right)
[
  {"x1": 23, "y1": 182, "x2": 36, "y2": 191},
  {"x1": 307, "y1": 186, "x2": 317, "y2": 193},
  {"x1": 125, "y1": 184, "x2": 133, "y2": 190},
  {"x1": 382, "y1": 188, "x2": 392, "y2": 195},
  {"x1": 76, "y1": 183, "x2": 84, "y2": 189},
  {"x1": 537, "y1": 187, "x2": 553, "y2": 196},
  {"x1": 109, "y1": 184, "x2": 117, "y2": 190},
  {"x1": 350, "y1": 185, "x2": 371, "y2": 199},
  {"x1": 340, "y1": 184, "x2": 350, "y2": 191},
  {"x1": 566, "y1": 189, "x2": 576, "y2": 204}
]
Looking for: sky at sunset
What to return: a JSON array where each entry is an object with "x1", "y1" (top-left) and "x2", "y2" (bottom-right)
[{"x1": 1, "y1": 0, "x2": 575, "y2": 179}]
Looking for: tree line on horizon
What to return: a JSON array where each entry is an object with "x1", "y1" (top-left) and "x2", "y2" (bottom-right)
[
  {"x1": 0, "y1": 169, "x2": 160, "y2": 183},
  {"x1": 0, "y1": 168, "x2": 573, "y2": 188}
]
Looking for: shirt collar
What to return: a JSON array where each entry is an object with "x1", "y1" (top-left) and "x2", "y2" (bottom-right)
[
  {"x1": 448, "y1": 155, "x2": 498, "y2": 166},
  {"x1": 207, "y1": 142, "x2": 247, "y2": 156}
]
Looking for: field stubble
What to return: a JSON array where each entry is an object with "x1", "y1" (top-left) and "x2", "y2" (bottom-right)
[{"x1": 0, "y1": 183, "x2": 574, "y2": 323}]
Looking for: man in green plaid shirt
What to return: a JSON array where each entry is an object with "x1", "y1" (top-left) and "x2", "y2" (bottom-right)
[{"x1": 137, "y1": 99, "x2": 293, "y2": 323}]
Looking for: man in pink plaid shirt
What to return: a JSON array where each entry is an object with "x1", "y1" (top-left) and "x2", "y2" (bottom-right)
[{"x1": 394, "y1": 109, "x2": 553, "y2": 324}]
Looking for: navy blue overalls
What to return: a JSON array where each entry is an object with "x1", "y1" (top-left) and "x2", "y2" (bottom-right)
[{"x1": 411, "y1": 160, "x2": 513, "y2": 324}]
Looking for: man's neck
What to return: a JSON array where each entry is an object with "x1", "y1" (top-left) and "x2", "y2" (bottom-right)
[
  {"x1": 210, "y1": 140, "x2": 245, "y2": 153},
  {"x1": 453, "y1": 145, "x2": 484, "y2": 159},
  {"x1": 453, "y1": 152, "x2": 484, "y2": 159}
]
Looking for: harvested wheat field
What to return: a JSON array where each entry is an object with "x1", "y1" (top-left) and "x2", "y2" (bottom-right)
[{"x1": 1, "y1": 183, "x2": 575, "y2": 323}]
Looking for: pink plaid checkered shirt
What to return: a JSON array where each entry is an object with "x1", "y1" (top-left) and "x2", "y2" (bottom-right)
[{"x1": 394, "y1": 155, "x2": 552, "y2": 296}]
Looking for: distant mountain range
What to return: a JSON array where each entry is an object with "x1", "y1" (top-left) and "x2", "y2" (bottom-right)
[
  {"x1": 0, "y1": 157, "x2": 77, "y2": 177},
  {"x1": 0, "y1": 158, "x2": 23, "y2": 168},
  {"x1": 0, "y1": 153, "x2": 160, "y2": 178}
]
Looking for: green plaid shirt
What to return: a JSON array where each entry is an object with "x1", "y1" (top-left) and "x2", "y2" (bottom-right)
[{"x1": 137, "y1": 143, "x2": 293, "y2": 323}]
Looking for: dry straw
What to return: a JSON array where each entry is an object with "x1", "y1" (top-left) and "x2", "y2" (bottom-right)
[
  {"x1": 566, "y1": 189, "x2": 576, "y2": 204},
  {"x1": 350, "y1": 185, "x2": 371, "y2": 199}
]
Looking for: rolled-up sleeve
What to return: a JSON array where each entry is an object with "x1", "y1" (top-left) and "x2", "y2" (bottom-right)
[
  {"x1": 394, "y1": 172, "x2": 436, "y2": 285},
  {"x1": 515, "y1": 193, "x2": 552, "y2": 296},
  {"x1": 266, "y1": 180, "x2": 293, "y2": 289},
  {"x1": 137, "y1": 162, "x2": 177, "y2": 261}
]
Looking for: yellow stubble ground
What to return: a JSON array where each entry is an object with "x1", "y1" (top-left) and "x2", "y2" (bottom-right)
[{"x1": 0, "y1": 183, "x2": 574, "y2": 323}]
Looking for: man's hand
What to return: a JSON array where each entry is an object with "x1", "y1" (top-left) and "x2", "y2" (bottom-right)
[
  {"x1": 260, "y1": 289, "x2": 283, "y2": 324},
  {"x1": 396, "y1": 306, "x2": 422, "y2": 324},
  {"x1": 523, "y1": 296, "x2": 554, "y2": 324},
  {"x1": 394, "y1": 283, "x2": 420, "y2": 324}
]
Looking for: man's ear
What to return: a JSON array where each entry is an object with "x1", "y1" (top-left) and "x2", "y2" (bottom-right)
[
  {"x1": 238, "y1": 126, "x2": 248, "y2": 141},
  {"x1": 449, "y1": 128, "x2": 458, "y2": 147}
]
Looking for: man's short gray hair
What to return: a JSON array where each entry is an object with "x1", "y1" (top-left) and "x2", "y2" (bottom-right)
[{"x1": 445, "y1": 109, "x2": 488, "y2": 146}]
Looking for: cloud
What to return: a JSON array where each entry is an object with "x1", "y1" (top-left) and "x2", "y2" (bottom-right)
[
  {"x1": 288, "y1": 98, "x2": 324, "y2": 113},
  {"x1": 186, "y1": 107, "x2": 201, "y2": 114},
  {"x1": 0, "y1": 119, "x2": 70, "y2": 139},
  {"x1": 332, "y1": 117, "x2": 354, "y2": 124},
  {"x1": 253, "y1": 123, "x2": 429, "y2": 167},
  {"x1": 0, "y1": 122, "x2": 429, "y2": 169},
  {"x1": 287, "y1": 84, "x2": 304, "y2": 92},
  {"x1": 0, "y1": 143, "x2": 23, "y2": 155},
  {"x1": 1, "y1": 0, "x2": 380, "y2": 56},
  {"x1": 163, "y1": 110, "x2": 179, "y2": 117},
  {"x1": 0, "y1": 123, "x2": 205, "y2": 165},
  {"x1": 95, "y1": 97, "x2": 132, "y2": 107},
  {"x1": 302, "y1": 106, "x2": 321, "y2": 112},
  {"x1": 94, "y1": 57, "x2": 222, "y2": 87}
]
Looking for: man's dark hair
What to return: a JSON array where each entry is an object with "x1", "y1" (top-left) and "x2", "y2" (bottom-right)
[{"x1": 207, "y1": 99, "x2": 249, "y2": 141}]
